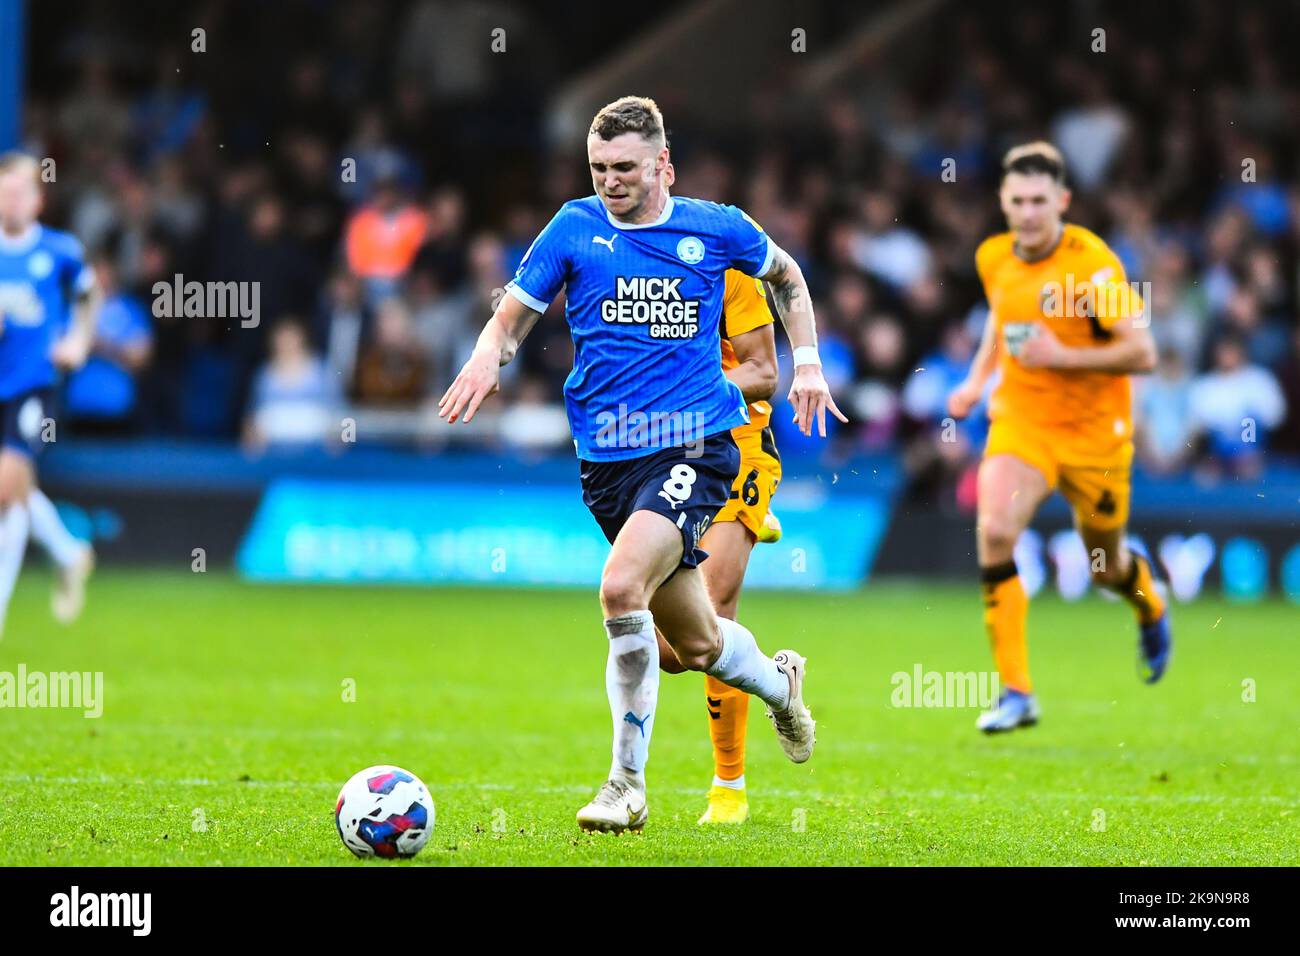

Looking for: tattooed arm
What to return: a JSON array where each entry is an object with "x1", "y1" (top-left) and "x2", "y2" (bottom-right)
[{"x1": 760, "y1": 243, "x2": 848, "y2": 437}]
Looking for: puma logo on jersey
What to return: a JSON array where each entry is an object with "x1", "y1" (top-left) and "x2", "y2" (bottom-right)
[{"x1": 592, "y1": 234, "x2": 617, "y2": 252}]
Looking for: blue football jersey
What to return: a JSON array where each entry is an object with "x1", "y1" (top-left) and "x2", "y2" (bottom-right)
[
  {"x1": 506, "y1": 195, "x2": 774, "y2": 461},
  {"x1": 0, "y1": 225, "x2": 94, "y2": 400}
]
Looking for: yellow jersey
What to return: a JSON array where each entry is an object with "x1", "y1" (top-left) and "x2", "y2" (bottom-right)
[
  {"x1": 976, "y1": 223, "x2": 1143, "y2": 463},
  {"x1": 719, "y1": 270, "x2": 774, "y2": 442}
]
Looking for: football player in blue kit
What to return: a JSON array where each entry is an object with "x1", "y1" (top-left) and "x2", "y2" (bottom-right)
[
  {"x1": 440, "y1": 97, "x2": 846, "y2": 833},
  {"x1": 0, "y1": 152, "x2": 99, "y2": 637}
]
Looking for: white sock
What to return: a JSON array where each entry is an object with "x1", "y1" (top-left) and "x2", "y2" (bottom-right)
[
  {"x1": 713, "y1": 774, "x2": 745, "y2": 790},
  {"x1": 26, "y1": 489, "x2": 85, "y2": 569},
  {"x1": 0, "y1": 503, "x2": 31, "y2": 629},
  {"x1": 706, "y1": 616, "x2": 789, "y2": 710},
  {"x1": 604, "y1": 611, "x2": 659, "y2": 787}
]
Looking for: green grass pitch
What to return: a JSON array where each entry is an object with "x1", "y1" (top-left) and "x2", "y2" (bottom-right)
[{"x1": 1, "y1": 570, "x2": 1295, "y2": 866}]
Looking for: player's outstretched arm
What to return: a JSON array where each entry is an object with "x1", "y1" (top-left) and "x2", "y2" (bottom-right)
[
  {"x1": 948, "y1": 312, "x2": 999, "y2": 419},
  {"x1": 760, "y1": 244, "x2": 848, "y2": 438},
  {"x1": 439, "y1": 293, "x2": 542, "y2": 424}
]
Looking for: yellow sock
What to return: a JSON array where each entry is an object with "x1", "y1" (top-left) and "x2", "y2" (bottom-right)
[
  {"x1": 705, "y1": 674, "x2": 748, "y2": 782},
  {"x1": 980, "y1": 561, "x2": 1031, "y2": 693},
  {"x1": 1114, "y1": 550, "x2": 1166, "y2": 625}
]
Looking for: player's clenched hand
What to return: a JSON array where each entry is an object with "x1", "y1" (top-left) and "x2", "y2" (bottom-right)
[
  {"x1": 788, "y1": 364, "x2": 848, "y2": 438},
  {"x1": 1016, "y1": 325, "x2": 1069, "y2": 370},
  {"x1": 439, "y1": 350, "x2": 500, "y2": 424},
  {"x1": 947, "y1": 379, "x2": 982, "y2": 420}
]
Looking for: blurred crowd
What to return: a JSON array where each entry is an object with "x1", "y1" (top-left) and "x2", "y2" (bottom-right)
[{"x1": 21, "y1": 0, "x2": 1300, "y2": 506}]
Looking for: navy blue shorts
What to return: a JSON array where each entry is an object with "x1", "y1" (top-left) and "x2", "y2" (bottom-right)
[
  {"x1": 1, "y1": 388, "x2": 54, "y2": 458},
  {"x1": 580, "y1": 432, "x2": 741, "y2": 570}
]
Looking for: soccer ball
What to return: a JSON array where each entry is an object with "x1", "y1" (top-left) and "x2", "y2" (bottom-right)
[{"x1": 334, "y1": 765, "x2": 435, "y2": 859}]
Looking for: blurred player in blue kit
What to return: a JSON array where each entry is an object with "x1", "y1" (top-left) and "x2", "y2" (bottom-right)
[
  {"x1": 0, "y1": 152, "x2": 99, "y2": 637},
  {"x1": 440, "y1": 97, "x2": 846, "y2": 832}
]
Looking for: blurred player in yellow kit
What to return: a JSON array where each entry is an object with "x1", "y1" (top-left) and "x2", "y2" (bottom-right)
[
  {"x1": 947, "y1": 142, "x2": 1172, "y2": 733},
  {"x1": 659, "y1": 266, "x2": 784, "y2": 823}
]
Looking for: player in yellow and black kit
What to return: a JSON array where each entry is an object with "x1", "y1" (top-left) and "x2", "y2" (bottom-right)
[
  {"x1": 658, "y1": 268, "x2": 784, "y2": 824},
  {"x1": 948, "y1": 142, "x2": 1172, "y2": 734}
]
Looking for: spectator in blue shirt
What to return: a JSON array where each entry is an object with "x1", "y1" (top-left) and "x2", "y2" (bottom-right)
[
  {"x1": 243, "y1": 317, "x2": 342, "y2": 454},
  {"x1": 1189, "y1": 334, "x2": 1287, "y2": 479},
  {"x1": 1134, "y1": 349, "x2": 1194, "y2": 475}
]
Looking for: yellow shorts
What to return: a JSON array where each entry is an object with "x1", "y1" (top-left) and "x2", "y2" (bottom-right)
[
  {"x1": 715, "y1": 427, "x2": 781, "y2": 539},
  {"x1": 984, "y1": 419, "x2": 1132, "y2": 532}
]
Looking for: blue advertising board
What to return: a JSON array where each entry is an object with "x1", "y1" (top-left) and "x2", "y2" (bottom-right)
[{"x1": 236, "y1": 477, "x2": 894, "y2": 590}]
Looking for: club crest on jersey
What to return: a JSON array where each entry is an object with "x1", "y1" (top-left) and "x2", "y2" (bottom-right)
[
  {"x1": 27, "y1": 250, "x2": 54, "y2": 280},
  {"x1": 676, "y1": 236, "x2": 705, "y2": 264}
]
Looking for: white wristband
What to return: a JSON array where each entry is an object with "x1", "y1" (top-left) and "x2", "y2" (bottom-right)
[{"x1": 792, "y1": 346, "x2": 821, "y2": 367}]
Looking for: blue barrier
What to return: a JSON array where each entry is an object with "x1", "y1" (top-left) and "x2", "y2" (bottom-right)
[
  {"x1": 42, "y1": 440, "x2": 1300, "y2": 517},
  {"x1": 236, "y1": 476, "x2": 895, "y2": 590},
  {"x1": 38, "y1": 441, "x2": 1300, "y2": 593}
]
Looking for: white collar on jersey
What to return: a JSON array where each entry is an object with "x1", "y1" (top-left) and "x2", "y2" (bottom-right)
[
  {"x1": 603, "y1": 194, "x2": 675, "y2": 230},
  {"x1": 0, "y1": 223, "x2": 41, "y2": 253}
]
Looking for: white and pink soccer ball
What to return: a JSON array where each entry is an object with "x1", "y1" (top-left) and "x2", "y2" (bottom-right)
[{"x1": 334, "y1": 765, "x2": 435, "y2": 859}]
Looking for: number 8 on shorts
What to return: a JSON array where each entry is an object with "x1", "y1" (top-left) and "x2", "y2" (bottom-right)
[{"x1": 658, "y1": 464, "x2": 697, "y2": 509}]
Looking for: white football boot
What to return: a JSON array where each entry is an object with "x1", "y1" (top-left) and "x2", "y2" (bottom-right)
[
  {"x1": 576, "y1": 777, "x2": 648, "y2": 834},
  {"x1": 52, "y1": 545, "x2": 95, "y2": 624},
  {"x1": 766, "y1": 649, "x2": 815, "y2": 763}
]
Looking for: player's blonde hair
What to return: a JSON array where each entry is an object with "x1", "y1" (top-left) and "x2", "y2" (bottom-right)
[
  {"x1": 0, "y1": 151, "x2": 41, "y2": 183},
  {"x1": 589, "y1": 96, "x2": 666, "y2": 147},
  {"x1": 1001, "y1": 141, "x2": 1066, "y2": 185}
]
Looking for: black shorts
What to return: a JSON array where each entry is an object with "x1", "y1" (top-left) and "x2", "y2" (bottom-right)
[
  {"x1": 580, "y1": 432, "x2": 741, "y2": 570},
  {"x1": 1, "y1": 388, "x2": 54, "y2": 458}
]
